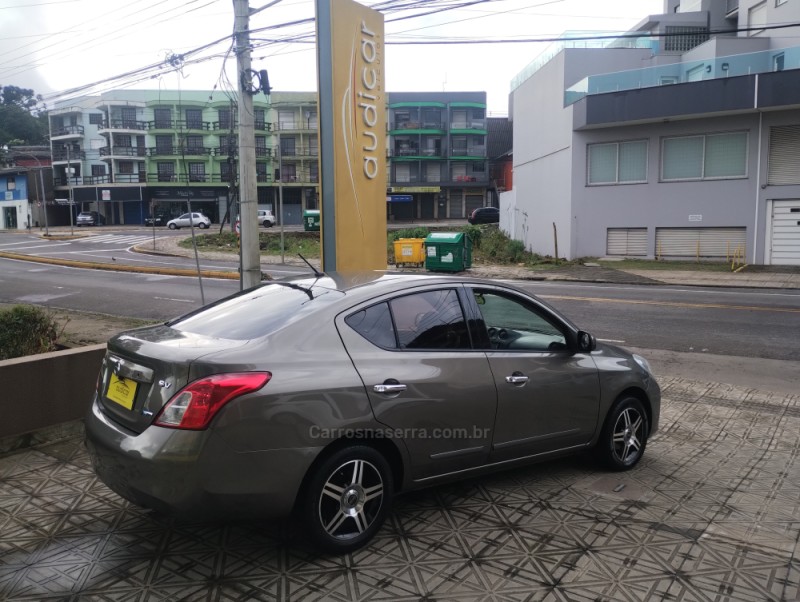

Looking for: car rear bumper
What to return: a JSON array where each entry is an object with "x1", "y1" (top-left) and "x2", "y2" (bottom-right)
[{"x1": 85, "y1": 395, "x2": 317, "y2": 519}]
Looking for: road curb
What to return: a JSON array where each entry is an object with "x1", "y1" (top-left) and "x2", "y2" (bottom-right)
[{"x1": 0, "y1": 251, "x2": 240, "y2": 280}]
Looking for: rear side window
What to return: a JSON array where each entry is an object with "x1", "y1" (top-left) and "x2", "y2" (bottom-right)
[
  {"x1": 345, "y1": 302, "x2": 396, "y2": 349},
  {"x1": 347, "y1": 289, "x2": 471, "y2": 350}
]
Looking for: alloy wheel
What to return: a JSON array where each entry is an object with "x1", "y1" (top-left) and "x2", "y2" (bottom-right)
[{"x1": 318, "y1": 458, "x2": 384, "y2": 541}]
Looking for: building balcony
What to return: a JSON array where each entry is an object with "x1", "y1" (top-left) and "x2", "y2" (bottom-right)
[
  {"x1": 149, "y1": 120, "x2": 175, "y2": 130},
  {"x1": 51, "y1": 125, "x2": 84, "y2": 139},
  {"x1": 99, "y1": 120, "x2": 149, "y2": 132},
  {"x1": 51, "y1": 150, "x2": 86, "y2": 163},
  {"x1": 53, "y1": 176, "x2": 82, "y2": 186},
  {"x1": 276, "y1": 172, "x2": 319, "y2": 184},
  {"x1": 451, "y1": 174, "x2": 488, "y2": 184},
  {"x1": 279, "y1": 147, "x2": 319, "y2": 158},
  {"x1": 274, "y1": 121, "x2": 316, "y2": 132},
  {"x1": 565, "y1": 45, "x2": 800, "y2": 106},
  {"x1": 111, "y1": 173, "x2": 147, "y2": 184},
  {"x1": 212, "y1": 120, "x2": 238, "y2": 131},
  {"x1": 450, "y1": 147, "x2": 486, "y2": 158},
  {"x1": 449, "y1": 120, "x2": 486, "y2": 132},
  {"x1": 175, "y1": 120, "x2": 211, "y2": 131},
  {"x1": 99, "y1": 147, "x2": 147, "y2": 158},
  {"x1": 145, "y1": 173, "x2": 211, "y2": 184},
  {"x1": 389, "y1": 149, "x2": 444, "y2": 158},
  {"x1": 390, "y1": 121, "x2": 445, "y2": 132},
  {"x1": 255, "y1": 121, "x2": 272, "y2": 132}
]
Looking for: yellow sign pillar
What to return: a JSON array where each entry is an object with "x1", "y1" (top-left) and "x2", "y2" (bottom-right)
[{"x1": 316, "y1": 0, "x2": 387, "y2": 272}]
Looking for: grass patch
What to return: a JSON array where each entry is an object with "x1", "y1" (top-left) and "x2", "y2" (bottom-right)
[
  {"x1": 181, "y1": 224, "x2": 578, "y2": 269},
  {"x1": 597, "y1": 258, "x2": 738, "y2": 272},
  {"x1": 179, "y1": 231, "x2": 321, "y2": 258}
]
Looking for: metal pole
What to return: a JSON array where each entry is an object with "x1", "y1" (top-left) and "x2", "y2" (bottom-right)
[
  {"x1": 66, "y1": 145, "x2": 74, "y2": 235},
  {"x1": 38, "y1": 167, "x2": 48, "y2": 236},
  {"x1": 234, "y1": 0, "x2": 261, "y2": 289},
  {"x1": 278, "y1": 133, "x2": 284, "y2": 263}
]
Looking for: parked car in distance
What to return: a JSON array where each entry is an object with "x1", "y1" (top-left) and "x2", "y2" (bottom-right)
[
  {"x1": 85, "y1": 273, "x2": 660, "y2": 554},
  {"x1": 166, "y1": 212, "x2": 210, "y2": 229},
  {"x1": 76, "y1": 211, "x2": 106, "y2": 226},
  {"x1": 258, "y1": 209, "x2": 275, "y2": 227},
  {"x1": 468, "y1": 206, "x2": 499, "y2": 225},
  {"x1": 145, "y1": 214, "x2": 167, "y2": 227}
]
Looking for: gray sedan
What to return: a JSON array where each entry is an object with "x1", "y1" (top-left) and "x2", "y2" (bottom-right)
[{"x1": 85, "y1": 273, "x2": 660, "y2": 553}]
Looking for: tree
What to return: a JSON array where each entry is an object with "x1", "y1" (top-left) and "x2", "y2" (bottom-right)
[{"x1": 0, "y1": 85, "x2": 48, "y2": 146}]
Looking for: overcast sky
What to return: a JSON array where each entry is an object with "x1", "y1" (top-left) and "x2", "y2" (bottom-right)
[{"x1": 0, "y1": 0, "x2": 665, "y2": 114}]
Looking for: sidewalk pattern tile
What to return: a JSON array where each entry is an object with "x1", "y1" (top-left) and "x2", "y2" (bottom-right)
[{"x1": 1, "y1": 377, "x2": 799, "y2": 601}]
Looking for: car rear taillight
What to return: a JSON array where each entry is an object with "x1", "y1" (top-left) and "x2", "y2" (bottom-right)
[{"x1": 154, "y1": 372, "x2": 271, "y2": 430}]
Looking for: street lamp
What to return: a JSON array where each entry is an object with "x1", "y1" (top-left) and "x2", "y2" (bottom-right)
[{"x1": 3, "y1": 146, "x2": 49, "y2": 236}]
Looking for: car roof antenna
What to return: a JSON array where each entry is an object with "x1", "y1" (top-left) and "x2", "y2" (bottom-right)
[{"x1": 298, "y1": 253, "x2": 324, "y2": 278}]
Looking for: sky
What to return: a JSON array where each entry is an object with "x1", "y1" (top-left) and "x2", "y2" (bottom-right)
[{"x1": 0, "y1": 0, "x2": 665, "y2": 115}]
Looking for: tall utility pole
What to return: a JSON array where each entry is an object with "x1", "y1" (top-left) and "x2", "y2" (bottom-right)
[{"x1": 234, "y1": 0, "x2": 261, "y2": 289}]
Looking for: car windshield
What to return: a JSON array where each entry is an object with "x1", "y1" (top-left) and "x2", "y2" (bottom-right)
[{"x1": 168, "y1": 283, "x2": 341, "y2": 340}]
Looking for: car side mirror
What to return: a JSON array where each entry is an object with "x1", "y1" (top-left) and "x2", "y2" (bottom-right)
[{"x1": 577, "y1": 331, "x2": 596, "y2": 353}]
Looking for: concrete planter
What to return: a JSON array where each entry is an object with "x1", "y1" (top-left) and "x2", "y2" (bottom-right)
[{"x1": 0, "y1": 344, "x2": 106, "y2": 454}]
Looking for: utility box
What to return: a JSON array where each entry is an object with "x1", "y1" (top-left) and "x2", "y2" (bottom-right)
[
  {"x1": 393, "y1": 238, "x2": 426, "y2": 267},
  {"x1": 424, "y1": 232, "x2": 472, "y2": 272},
  {"x1": 303, "y1": 210, "x2": 320, "y2": 231}
]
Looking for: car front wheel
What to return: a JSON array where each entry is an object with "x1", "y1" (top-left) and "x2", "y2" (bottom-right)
[
  {"x1": 596, "y1": 397, "x2": 649, "y2": 471},
  {"x1": 263, "y1": 220, "x2": 273, "y2": 228},
  {"x1": 168, "y1": 223, "x2": 177, "y2": 229},
  {"x1": 302, "y1": 445, "x2": 392, "y2": 554},
  {"x1": 199, "y1": 222, "x2": 208, "y2": 229}
]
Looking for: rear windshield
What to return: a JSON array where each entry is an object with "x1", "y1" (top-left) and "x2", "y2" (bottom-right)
[{"x1": 168, "y1": 283, "x2": 339, "y2": 340}]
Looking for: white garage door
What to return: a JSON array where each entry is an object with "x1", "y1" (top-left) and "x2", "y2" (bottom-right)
[
  {"x1": 607, "y1": 228, "x2": 647, "y2": 256},
  {"x1": 769, "y1": 200, "x2": 800, "y2": 265},
  {"x1": 655, "y1": 227, "x2": 746, "y2": 258}
]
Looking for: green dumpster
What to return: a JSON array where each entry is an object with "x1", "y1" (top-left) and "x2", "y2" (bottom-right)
[
  {"x1": 424, "y1": 232, "x2": 472, "y2": 272},
  {"x1": 303, "y1": 209, "x2": 320, "y2": 231}
]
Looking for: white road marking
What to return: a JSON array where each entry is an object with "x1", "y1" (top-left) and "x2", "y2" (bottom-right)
[{"x1": 154, "y1": 297, "x2": 194, "y2": 303}]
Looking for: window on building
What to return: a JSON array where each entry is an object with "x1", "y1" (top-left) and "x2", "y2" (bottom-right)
[
  {"x1": 184, "y1": 135, "x2": 204, "y2": 152},
  {"x1": 121, "y1": 107, "x2": 136, "y2": 128},
  {"x1": 188, "y1": 163, "x2": 206, "y2": 182},
  {"x1": 255, "y1": 136, "x2": 267, "y2": 157},
  {"x1": 155, "y1": 135, "x2": 173, "y2": 154},
  {"x1": 154, "y1": 108, "x2": 172, "y2": 128},
  {"x1": 89, "y1": 113, "x2": 103, "y2": 125},
  {"x1": 278, "y1": 111, "x2": 295, "y2": 130},
  {"x1": 6, "y1": 177, "x2": 15, "y2": 191},
  {"x1": 157, "y1": 162, "x2": 175, "y2": 182},
  {"x1": 280, "y1": 136, "x2": 296, "y2": 156},
  {"x1": 254, "y1": 109, "x2": 265, "y2": 129},
  {"x1": 588, "y1": 140, "x2": 648, "y2": 185},
  {"x1": 664, "y1": 26, "x2": 708, "y2": 52},
  {"x1": 776, "y1": 0, "x2": 787, "y2": 5},
  {"x1": 116, "y1": 135, "x2": 132, "y2": 147},
  {"x1": 185, "y1": 108, "x2": 203, "y2": 129},
  {"x1": 748, "y1": 1, "x2": 767, "y2": 35},
  {"x1": 218, "y1": 108, "x2": 232, "y2": 129},
  {"x1": 662, "y1": 132, "x2": 748, "y2": 181},
  {"x1": 309, "y1": 136, "x2": 318, "y2": 156},
  {"x1": 92, "y1": 164, "x2": 107, "y2": 176}
]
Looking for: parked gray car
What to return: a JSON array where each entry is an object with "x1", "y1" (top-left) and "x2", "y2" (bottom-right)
[{"x1": 85, "y1": 273, "x2": 660, "y2": 553}]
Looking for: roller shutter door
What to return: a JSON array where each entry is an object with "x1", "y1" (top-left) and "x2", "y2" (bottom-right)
[
  {"x1": 770, "y1": 200, "x2": 800, "y2": 265},
  {"x1": 465, "y1": 194, "x2": 484, "y2": 216},
  {"x1": 655, "y1": 227, "x2": 746, "y2": 258},
  {"x1": 767, "y1": 125, "x2": 800, "y2": 185},
  {"x1": 606, "y1": 228, "x2": 647, "y2": 256}
]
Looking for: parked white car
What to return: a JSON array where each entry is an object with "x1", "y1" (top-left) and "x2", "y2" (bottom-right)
[
  {"x1": 167, "y1": 213, "x2": 210, "y2": 230},
  {"x1": 258, "y1": 209, "x2": 275, "y2": 228}
]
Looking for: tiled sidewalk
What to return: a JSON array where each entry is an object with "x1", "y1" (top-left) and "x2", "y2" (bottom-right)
[{"x1": 1, "y1": 377, "x2": 799, "y2": 601}]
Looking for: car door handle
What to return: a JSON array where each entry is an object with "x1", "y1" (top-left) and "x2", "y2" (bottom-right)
[
  {"x1": 505, "y1": 373, "x2": 529, "y2": 385},
  {"x1": 373, "y1": 383, "x2": 407, "y2": 394}
]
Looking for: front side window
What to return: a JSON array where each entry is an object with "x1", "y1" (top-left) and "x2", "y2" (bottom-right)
[
  {"x1": 473, "y1": 290, "x2": 567, "y2": 352},
  {"x1": 588, "y1": 140, "x2": 647, "y2": 185},
  {"x1": 662, "y1": 132, "x2": 747, "y2": 181}
]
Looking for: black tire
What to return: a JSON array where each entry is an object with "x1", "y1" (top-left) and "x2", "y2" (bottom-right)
[
  {"x1": 596, "y1": 397, "x2": 649, "y2": 471},
  {"x1": 301, "y1": 445, "x2": 393, "y2": 554},
  {"x1": 168, "y1": 223, "x2": 177, "y2": 230},
  {"x1": 199, "y1": 222, "x2": 208, "y2": 229}
]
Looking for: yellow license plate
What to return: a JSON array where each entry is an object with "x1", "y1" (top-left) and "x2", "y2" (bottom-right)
[{"x1": 106, "y1": 373, "x2": 138, "y2": 410}]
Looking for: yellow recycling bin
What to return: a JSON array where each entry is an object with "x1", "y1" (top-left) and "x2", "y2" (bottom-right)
[{"x1": 393, "y1": 238, "x2": 426, "y2": 267}]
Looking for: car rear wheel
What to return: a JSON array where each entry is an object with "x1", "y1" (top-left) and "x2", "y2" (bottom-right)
[
  {"x1": 302, "y1": 445, "x2": 392, "y2": 553},
  {"x1": 168, "y1": 223, "x2": 177, "y2": 230},
  {"x1": 596, "y1": 397, "x2": 648, "y2": 471}
]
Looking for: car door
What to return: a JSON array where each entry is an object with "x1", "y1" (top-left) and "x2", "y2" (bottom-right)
[
  {"x1": 337, "y1": 286, "x2": 497, "y2": 481},
  {"x1": 465, "y1": 286, "x2": 601, "y2": 462}
]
